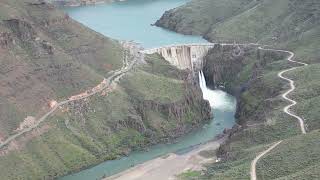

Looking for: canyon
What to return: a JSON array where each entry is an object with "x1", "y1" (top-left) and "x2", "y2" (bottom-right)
[{"x1": 1, "y1": 0, "x2": 319, "y2": 179}]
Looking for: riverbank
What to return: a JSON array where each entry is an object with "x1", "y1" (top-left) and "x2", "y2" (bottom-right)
[{"x1": 105, "y1": 137, "x2": 225, "y2": 180}]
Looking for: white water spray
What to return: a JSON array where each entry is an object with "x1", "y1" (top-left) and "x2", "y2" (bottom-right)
[{"x1": 199, "y1": 71, "x2": 236, "y2": 111}]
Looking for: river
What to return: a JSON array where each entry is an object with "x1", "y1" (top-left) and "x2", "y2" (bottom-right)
[{"x1": 60, "y1": 0, "x2": 236, "y2": 179}]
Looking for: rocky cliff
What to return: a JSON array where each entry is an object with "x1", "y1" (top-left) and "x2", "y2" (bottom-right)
[
  {"x1": 131, "y1": 73, "x2": 212, "y2": 142},
  {"x1": 203, "y1": 44, "x2": 287, "y2": 124}
]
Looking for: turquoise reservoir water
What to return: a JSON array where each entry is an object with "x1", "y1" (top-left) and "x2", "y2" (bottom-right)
[
  {"x1": 63, "y1": 0, "x2": 207, "y2": 48},
  {"x1": 61, "y1": 1, "x2": 236, "y2": 179}
]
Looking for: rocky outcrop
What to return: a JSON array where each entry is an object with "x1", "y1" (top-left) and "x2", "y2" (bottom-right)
[
  {"x1": 0, "y1": 32, "x2": 13, "y2": 49},
  {"x1": 202, "y1": 44, "x2": 247, "y2": 93},
  {"x1": 4, "y1": 19, "x2": 36, "y2": 42},
  {"x1": 38, "y1": 15, "x2": 70, "y2": 27},
  {"x1": 135, "y1": 83, "x2": 212, "y2": 141},
  {"x1": 4, "y1": 19, "x2": 55, "y2": 56}
]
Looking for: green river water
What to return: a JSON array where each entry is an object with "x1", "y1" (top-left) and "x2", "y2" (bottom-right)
[{"x1": 61, "y1": 0, "x2": 237, "y2": 179}]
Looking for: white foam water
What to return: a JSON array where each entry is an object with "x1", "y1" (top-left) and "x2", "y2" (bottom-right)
[{"x1": 199, "y1": 71, "x2": 236, "y2": 111}]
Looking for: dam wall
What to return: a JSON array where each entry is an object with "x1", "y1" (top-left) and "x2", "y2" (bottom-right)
[{"x1": 142, "y1": 43, "x2": 215, "y2": 71}]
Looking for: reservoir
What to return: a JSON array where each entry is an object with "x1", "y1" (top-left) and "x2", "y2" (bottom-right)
[
  {"x1": 61, "y1": 0, "x2": 237, "y2": 179},
  {"x1": 62, "y1": 0, "x2": 207, "y2": 48}
]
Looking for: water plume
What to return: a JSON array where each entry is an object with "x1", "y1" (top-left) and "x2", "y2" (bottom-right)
[{"x1": 199, "y1": 71, "x2": 236, "y2": 111}]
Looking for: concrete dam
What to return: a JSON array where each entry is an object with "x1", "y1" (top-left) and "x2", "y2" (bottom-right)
[{"x1": 141, "y1": 43, "x2": 215, "y2": 71}]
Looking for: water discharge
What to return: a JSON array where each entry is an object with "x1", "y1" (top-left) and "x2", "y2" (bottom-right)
[
  {"x1": 199, "y1": 71, "x2": 235, "y2": 111},
  {"x1": 60, "y1": 0, "x2": 237, "y2": 179}
]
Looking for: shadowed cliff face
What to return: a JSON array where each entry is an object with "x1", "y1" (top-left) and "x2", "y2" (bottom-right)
[
  {"x1": 202, "y1": 45, "x2": 290, "y2": 127},
  {"x1": 203, "y1": 44, "x2": 247, "y2": 92},
  {"x1": 0, "y1": 32, "x2": 13, "y2": 48}
]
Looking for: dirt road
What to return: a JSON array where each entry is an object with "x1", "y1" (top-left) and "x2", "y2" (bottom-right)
[
  {"x1": 250, "y1": 47, "x2": 308, "y2": 180},
  {"x1": 0, "y1": 41, "x2": 140, "y2": 150}
]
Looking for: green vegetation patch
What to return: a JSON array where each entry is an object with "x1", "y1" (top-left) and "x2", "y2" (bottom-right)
[
  {"x1": 121, "y1": 69, "x2": 184, "y2": 103},
  {"x1": 177, "y1": 170, "x2": 202, "y2": 180},
  {"x1": 257, "y1": 130, "x2": 320, "y2": 180}
]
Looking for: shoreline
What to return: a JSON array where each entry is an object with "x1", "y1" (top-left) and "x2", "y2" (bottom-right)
[
  {"x1": 104, "y1": 135, "x2": 228, "y2": 180},
  {"x1": 59, "y1": 118, "x2": 235, "y2": 179}
]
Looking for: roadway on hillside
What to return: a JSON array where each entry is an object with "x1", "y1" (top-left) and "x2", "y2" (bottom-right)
[
  {"x1": 250, "y1": 141, "x2": 283, "y2": 180},
  {"x1": 0, "y1": 43, "x2": 140, "y2": 150},
  {"x1": 250, "y1": 47, "x2": 308, "y2": 180}
]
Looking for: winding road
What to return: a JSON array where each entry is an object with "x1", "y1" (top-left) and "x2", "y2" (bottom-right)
[
  {"x1": 250, "y1": 141, "x2": 283, "y2": 180},
  {"x1": 0, "y1": 43, "x2": 140, "y2": 150},
  {"x1": 250, "y1": 47, "x2": 308, "y2": 180},
  {"x1": 258, "y1": 47, "x2": 308, "y2": 135}
]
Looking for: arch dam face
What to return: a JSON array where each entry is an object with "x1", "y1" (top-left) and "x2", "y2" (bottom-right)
[{"x1": 141, "y1": 43, "x2": 216, "y2": 71}]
